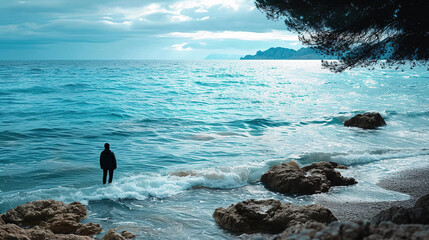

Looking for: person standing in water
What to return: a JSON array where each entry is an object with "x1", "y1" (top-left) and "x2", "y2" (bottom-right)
[{"x1": 100, "y1": 143, "x2": 117, "y2": 184}]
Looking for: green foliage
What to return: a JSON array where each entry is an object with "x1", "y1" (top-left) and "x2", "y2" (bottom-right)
[{"x1": 256, "y1": 0, "x2": 429, "y2": 72}]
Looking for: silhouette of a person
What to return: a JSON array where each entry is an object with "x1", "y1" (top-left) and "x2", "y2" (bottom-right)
[{"x1": 100, "y1": 143, "x2": 117, "y2": 184}]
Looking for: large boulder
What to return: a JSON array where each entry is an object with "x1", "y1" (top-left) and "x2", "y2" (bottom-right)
[
  {"x1": 213, "y1": 199, "x2": 337, "y2": 234},
  {"x1": 2, "y1": 200, "x2": 86, "y2": 227},
  {"x1": 280, "y1": 221, "x2": 429, "y2": 240},
  {"x1": 344, "y1": 112, "x2": 386, "y2": 129},
  {"x1": 261, "y1": 161, "x2": 356, "y2": 195},
  {"x1": 1, "y1": 200, "x2": 102, "y2": 239},
  {"x1": 371, "y1": 193, "x2": 429, "y2": 225}
]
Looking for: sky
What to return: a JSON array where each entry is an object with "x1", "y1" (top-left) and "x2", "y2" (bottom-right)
[{"x1": 0, "y1": 0, "x2": 302, "y2": 60}]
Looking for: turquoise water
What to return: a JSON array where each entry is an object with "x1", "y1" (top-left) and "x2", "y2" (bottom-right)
[{"x1": 0, "y1": 60, "x2": 428, "y2": 239}]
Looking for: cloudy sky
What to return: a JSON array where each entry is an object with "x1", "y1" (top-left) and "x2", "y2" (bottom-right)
[{"x1": 0, "y1": 0, "x2": 302, "y2": 60}]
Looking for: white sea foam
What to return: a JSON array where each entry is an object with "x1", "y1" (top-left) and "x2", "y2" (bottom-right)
[
  {"x1": 295, "y1": 148, "x2": 429, "y2": 166},
  {"x1": 2, "y1": 162, "x2": 268, "y2": 206},
  {"x1": 315, "y1": 154, "x2": 429, "y2": 203},
  {"x1": 5, "y1": 149, "x2": 427, "y2": 207}
]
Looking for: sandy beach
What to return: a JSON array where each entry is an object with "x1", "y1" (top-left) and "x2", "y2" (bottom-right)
[{"x1": 317, "y1": 167, "x2": 429, "y2": 221}]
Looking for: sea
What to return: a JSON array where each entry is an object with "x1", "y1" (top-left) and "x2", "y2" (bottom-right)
[{"x1": 0, "y1": 60, "x2": 428, "y2": 239}]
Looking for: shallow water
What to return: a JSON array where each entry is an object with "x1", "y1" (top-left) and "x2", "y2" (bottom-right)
[{"x1": 0, "y1": 60, "x2": 428, "y2": 239}]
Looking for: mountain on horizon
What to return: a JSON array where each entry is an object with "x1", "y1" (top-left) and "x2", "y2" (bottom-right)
[{"x1": 240, "y1": 47, "x2": 332, "y2": 60}]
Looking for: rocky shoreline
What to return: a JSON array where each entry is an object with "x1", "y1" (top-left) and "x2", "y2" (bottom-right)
[
  {"x1": 210, "y1": 112, "x2": 428, "y2": 238},
  {"x1": 2, "y1": 113, "x2": 427, "y2": 239},
  {"x1": 0, "y1": 200, "x2": 136, "y2": 240},
  {"x1": 213, "y1": 163, "x2": 429, "y2": 239}
]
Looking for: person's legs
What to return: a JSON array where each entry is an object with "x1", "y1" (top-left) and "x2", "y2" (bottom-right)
[
  {"x1": 108, "y1": 169, "x2": 114, "y2": 183},
  {"x1": 103, "y1": 169, "x2": 107, "y2": 184}
]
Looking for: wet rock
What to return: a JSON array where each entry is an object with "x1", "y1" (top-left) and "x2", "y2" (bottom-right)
[
  {"x1": 1, "y1": 200, "x2": 102, "y2": 239},
  {"x1": 2, "y1": 200, "x2": 86, "y2": 227},
  {"x1": 76, "y1": 223, "x2": 103, "y2": 236},
  {"x1": 102, "y1": 229, "x2": 126, "y2": 240},
  {"x1": 49, "y1": 220, "x2": 81, "y2": 234},
  {"x1": 213, "y1": 199, "x2": 337, "y2": 234},
  {"x1": 280, "y1": 220, "x2": 429, "y2": 240},
  {"x1": 344, "y1": 112, "x2": 386, "y2": 129},
  {"x1": 0, "y1": 224, "x2": 31, "y2": 240},
  {"x1": 170, "y1": 170, "x2": 197, "y2": 177},
  {"x1": 261, "y1": 161, "x2": 356, "y2": 195},
  {"x1": 52, "y1": 234, "x2": 93, "y2": 240},
  {"x1": 120, "y1": 230, "x2": 136, "y2": 239},
  {"x1": 25, "y1": 226, "x2": 55, "y2": 240},
  {"x1": 372, "y1": 193, "x2": 429, "y2": 224},
  {"x1": 0, "y1": 215, "x2": 4, "y2": 225}
]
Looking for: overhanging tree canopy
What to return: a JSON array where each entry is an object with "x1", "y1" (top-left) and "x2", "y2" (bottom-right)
[{"x1": 255, "y1": 0, "x2": 429, "y2": 72}]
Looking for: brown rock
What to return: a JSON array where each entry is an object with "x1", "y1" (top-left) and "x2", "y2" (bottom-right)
[
  {"x1": 0, "y1": 224, "x2": 31, "y2": 240},
  {"x1": 25, "y1": 226, "x2": 55, "y2": 240},
  {"x1": 0, "y1": 215, "x2": 5, "y2": 225},
  {"x1": 1, "y1": 200, "x2": 102, "y2": 239},
  {"x1": 2, "y1": 200, "x2": 86, "y2": 227},
  {"x1": 48, "y1": 220, "x2": 81, "y2": 234},
  {"x1": 261, "y1": 161, "x2": 356, "y2": 195},
  {"x1": 371, "y1": 193, "x2": 429, "y2": 225},
  {"x1": 52, "y1": 234, "x2": 93, "y2": 240},
  {"x1": 75, "y1": 223, "x2": 103, "y2": 236},
  {"x1": 280, "y1": 221, "x2": 429, "y2": 240},
  {"x1": 212, "y1": 199, "x2": 337, "y2": 233},
  {"x1": 102, "y1": 229, "x2": 126, "y2": 240},
  {"x1": 121, "y1": 230, "x2": 136, "y2": 239},
  {"x1": 344, "y1": 112, "x2": 386, "y2": 129}
]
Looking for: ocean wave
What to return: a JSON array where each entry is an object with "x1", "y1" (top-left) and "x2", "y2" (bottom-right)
[
  {"x1": 136, "y1": 118, "x2": 208, "y2": 127},
  {"x1": 12, "y1": 86, "x2": 56, "y2": 94},
  {"x1": 206, "y1": 73, "x2": 246, "y2": 78},
  {"x1": 294, "y1": 149, "x2": 429, "y2": 166},
  {"x1": 0, "y1": 163, "x2": 267, "y2": 207},
  {"x1": 61, "y1": 83, "x2": 91, "y2": 89},
  {"x1": 0, "y1": 130, "x2": 29, "y2": 141},
  {"x1": 133, "y1": 116, "x2": 361, "y2": 131},
  {"x1": 227, "y1": 118, "x2": 290, "y2": 129}
]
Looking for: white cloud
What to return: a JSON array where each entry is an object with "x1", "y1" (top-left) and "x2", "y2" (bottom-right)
[
  {"x1": 195, "y1": 8, "x2": 208, "y2": 13},
  {"x1": 101, "y1": 20, "x2": 133, "y2": 26},
  {"x1": 170, "y1": 14, "x2": 192, "y2": 22},
  {"x1": 290, "y1": 41, "x2": 303, "y2": 46},
  {"x1": 171, "y1": 42, "x2": 192, "y2": 51},
  {"x1": 163, "y1": 30, "x2": 299, "y2": 41},
  {"x1": 169, "y1": 0, "x2": 248, "y2": 12},
  {"x1": 106, "y1": 0, "x2": 251, "y2": 23},
  {"x1": 198, "y1": 16, "x2": 210, "y2": 21}
]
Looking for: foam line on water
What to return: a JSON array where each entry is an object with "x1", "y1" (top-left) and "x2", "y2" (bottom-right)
[
  {"x1": 294, "y1": 148, "x2": 429, "y2": 166},
  {"x1": 315, "y1": 155, "x2": 429, "y2": 203},
  {"x1": 1, "y1": 150, "x2": 427, "y2": 209},
  {"x1": 0, "y1": 162, "x2": 269, "y2": 208}
]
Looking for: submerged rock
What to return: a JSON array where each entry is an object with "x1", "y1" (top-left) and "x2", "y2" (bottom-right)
[
  {"x1": 280, "y1": 220, "x2": 429, "y2": 240},
  {"x1": 344, "y1": 112, "x2": 386, "y2": 129},
  {"x1": 121, "y1": 230, "x2": 137, "y2": 239},
  {"x1": 1, "y1": 200, "x2": 102, "y2": 239},
  {"x1": 372, "y1": 193, "x2": 429, "y2": 225},
  {"x1": 261, "y1": 161, "x2": 356, "y2": 195},
  {"x1": 213, "y1": 199, "x2": 337, "y2": 234}
]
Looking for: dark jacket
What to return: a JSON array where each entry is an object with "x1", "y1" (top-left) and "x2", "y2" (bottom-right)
[{"x1": 100, "y1": 150, "x2": 117, "y2": 170}]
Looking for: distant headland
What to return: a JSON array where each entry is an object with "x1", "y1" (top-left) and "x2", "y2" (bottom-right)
[{"x1": 240, "y1": 47, "x2": 333, "y2": 60}]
